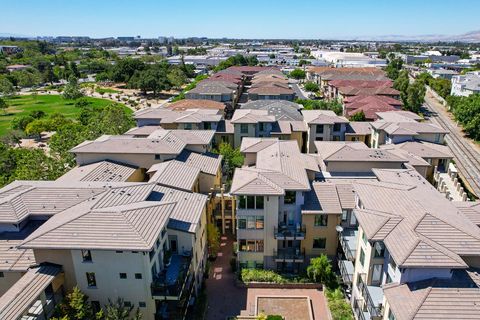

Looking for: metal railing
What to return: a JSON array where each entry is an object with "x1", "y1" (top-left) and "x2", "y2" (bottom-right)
[
  {"x1": 357, "y1": 273, "x2": 382, "y2": 318},
  {"x1": 338, "y1": 260, "x2": 353, "y2": 285},
  {"x1": 339, "y1": 232, "x2": 355, "y2": 261},
  {"x1": 274, "y1": 224, "x2": 306, "y2": 239},
  {"x1": 353, "y1": 298, "x2": 367, "y2": 320},
  {"x1": 273, "y1": 248, "x2": 305, "y2": 261}
]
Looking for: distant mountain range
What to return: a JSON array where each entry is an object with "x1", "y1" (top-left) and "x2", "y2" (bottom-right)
[
  {"x1": 1, "y1": 30, "x2": 480, "y2": 43},
  {"x1": 339, "y1": 30, "x2": 480, "y2": 43}
]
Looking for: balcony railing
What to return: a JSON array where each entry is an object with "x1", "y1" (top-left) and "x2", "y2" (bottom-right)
[
  {"x1": 273, "y1": 248, "x2": 305, "y2": 262},
  {"x1": 357, "y1": 273, "x2": 382, "y2": 318},
  {"x1": 353, "y1": 298, "x2": 367, "y2": 320},
  {"x1": 274, "y1": 224, "x2": 306, "y2": 240},
  {"x1": 338, "y1": 260, "x2": 354, "y2": 285},
  {"x1": 339, "y1": 228, "x2": 357, "y2": 261},
  {"x1": 151, "y1": 253, "x2": 192, "y2": 299}
]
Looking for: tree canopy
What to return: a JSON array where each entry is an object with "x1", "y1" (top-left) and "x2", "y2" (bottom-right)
[{"x1": 289, "y1": 68, "x2": 306, "y2": 80}]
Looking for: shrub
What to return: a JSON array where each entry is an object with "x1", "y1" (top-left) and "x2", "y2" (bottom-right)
[
  {"x1": 304, "y1": 81, "x2": 319, "y2": 92},
  {"x1": 241, "y1": 269, "x2": 286, "y2": 284}
]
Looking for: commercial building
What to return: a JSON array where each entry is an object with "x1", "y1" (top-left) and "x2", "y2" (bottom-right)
[{"x1": 451, "y1": 71, "x2": 480, "y2": 96}]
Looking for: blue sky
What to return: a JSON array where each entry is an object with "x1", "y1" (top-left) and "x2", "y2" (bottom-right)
[{"x1": 1, "y1": 0, "x2": 479, "y2": 39}]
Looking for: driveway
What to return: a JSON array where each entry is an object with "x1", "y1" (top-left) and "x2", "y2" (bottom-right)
[{"x1": 205, "y1": 234, "x2": 247, "y2": 320}]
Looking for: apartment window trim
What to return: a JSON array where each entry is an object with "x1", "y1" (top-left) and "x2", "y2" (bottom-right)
[
  {"x1": 359, "y1": 248, "x2": 365, "y2": 267},
  {"x1": 238, "y1": 196, "x2": 264, "y2": 210},
  {"x1": 86, "y1": 272, "x2": 97, "y2": 288},
  {"x1": 240, "y1": 123, "x2": 249, "y2": 134},
  {"x1": 119, "y1": 273, "x2": 127, "y2": 279},
  {"x1": 81, "y1": 250, "x2": 92, "y2": 263},
  {"x1": 135, "y1": 273, "x2": 143, "y2": 279},
  {"x1": 312, "y1": 237, "x2": 327, "y2": 250},
  {"x1": 314, "y1": 214, "x2": 328, "y2": 227},
  {"x1": 316, "y1": 124, "x2": 324, "y2": 134}
]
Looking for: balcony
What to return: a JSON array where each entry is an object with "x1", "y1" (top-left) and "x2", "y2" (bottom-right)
[
  {"x1": 339, "y1": 228, "x2": 358, "y2": 261},
  {"x1": 338, "y1": 259, "x2": 354, "y2": 286},
  {"x1": 357, "y1": 273, "x2": 383, "y2": 319},
  {"x1": 274, "y1": 224, "x2": 306, "y2": 240},
  {"x1": 151, "y1": 253, "x2": 192, "y2": 300},
  {"x1": 273, "y1": 248, "x2": 305, "y2": 262},
  {"x1": 353, "y1": 298, "x2": 369, "y2": 320}
]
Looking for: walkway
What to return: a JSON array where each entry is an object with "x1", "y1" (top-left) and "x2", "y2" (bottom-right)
[
  {"x1": 205, "y1": 234, "x2": 247, "y2": 320},
  {"x1": 423, "y1": 88, "x2": 480, "y2": 198}
]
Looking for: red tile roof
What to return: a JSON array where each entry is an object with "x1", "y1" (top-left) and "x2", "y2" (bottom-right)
[
  {"x1": 345, "y1": 95, "x2": 403, "y2": 120},
  {"x1": 329, "y1": 79, "x2": 393, "y2": 88}
]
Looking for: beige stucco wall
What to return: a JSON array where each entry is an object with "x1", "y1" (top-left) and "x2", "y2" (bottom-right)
[
  {"x1": 126, "y1": 168, "x2": 146, "y2": 182},
  {"x1": 302, "y1": 214, "x2": 341, "y2": 258},
  {"x1": 33, "y1": 249, "x2": 77, "y2": 291},
  {"x1": 233, "y1": 124, "x2": 256, "y2": 149}
]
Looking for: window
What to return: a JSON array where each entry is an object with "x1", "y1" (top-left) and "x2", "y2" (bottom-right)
[
  {"x1": 81, "y1": 250, "x2": 92, "y2": 262},
  {"x1": 372, "y1": 264, "x2": 383, "y2": 284},
  {"x1": 256, "y1": 216, "x2": 264, "y2": 229},
  {"x1": 333, "y1": 123, "x2": 341, "y2": 132},
  {"x1": 115, "y1": 251, "x2": 123, "y2": 253},
  {"x1": 316, "y1": 125, "x2": 324, "y2": 134},
  {"x1": 139, "y1": 302, "x2": 146, "y2": 308},
  {"x1": 359, "y1": 248, "x2": 365, "y2": 267},
  {"x1": 389, "y1": 256, "x2": 397, "y2": 271},
  {"x1": 255, "y1": 196, "x2": 264, "y2": 209},
  {"x1": 314, "y1": 215, "x2": 328, "y2": 227},
  {"x1": 204, "y1": 122, "x2": 212, "y2": 130},
  {"x1": 313, "y1": 237, "x2": 326, "y2": 249},
  {"x1": 333, "y1": 135, "x2": 340, "y2": 141},
  {"x1": 240, "y1": 124, "x2": 249, "y2": 134},
  {"x1": 0, "y1": 272, "x2": 4, "y2": 278},
  {"x1": 239, "y1": 196, "x2": 246, "y2": 209},
  {"x1": 155, "y1": 154, "x2": 161, "y2": 160},
  {"x1": 284, "y1": 191, "x2": 296, "y2": 204},
  {"x1": 239, "y1": 239, "x2": 264, "y2": 252},
  {"x1": 388, "y1": 310, "x2": 396, "y2": 320},
  {"x1": 119, "y1": 273, "x2": 127, "y2": 279},
  {"x1": 238, "y1": 218, "x2": 247, "y2": 229},
  {"x1": 247, "y1": 216, "x2": 256, "y2": 229},
  {"x1": 315, "y1": 136, "x2": 323, "y2": 141},
  {"x1": 259, "y1": 122, "x2": 264, "y2": 131},
  {"x1": 373, "y1": 242, "x2": 385, "y2": 258},
  {"x1": 86, "y1": 272, "x2": 97, "y2": 287},
  {"x1": 184, "y1": 123, "x2": 192, "y2": 130},
  {"x1": 386, "y1": 273, "x2": 393, "y2": 284},
  {"x1": 135, "y1": 273, "x2": 142, "y2": 279},
  {"x1": 161, "y1": 228, "x2": 167, "y2": 239},
  {"x1": 124, "y1": 301, "x2": 132, "y2": 308},
  {"x1": 247, "y1": 196, "x2": 255, "y2": 209},
  {"x1": 362, "y1": 230, "x2": 368, "y2": 245},
  {"x1": 341, "y1": 210, "x2": 348, "y2": 222}
]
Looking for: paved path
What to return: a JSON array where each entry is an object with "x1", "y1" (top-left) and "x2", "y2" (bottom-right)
[
  {"x1": 423, "y1": 89, "x2": 480, "y2": 198},
  {"x1": 205, "y1": 234, "x2": 247, "y2": 320}
]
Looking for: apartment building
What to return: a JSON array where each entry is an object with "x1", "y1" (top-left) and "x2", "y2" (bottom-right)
[
  {"x1": 0, "y1": 180, "x2": 209, "y2": 320},
  {"x1": 336, "y1": 168, "x2": 480, "y2": 320},
  {"x1": 70, "y1": 129, "x2": 215, "y2": 169},
  {"x1": 451, "y1": 71, "x2": 480, "y2": 96},
  {"x1": 324, "y1": 80, "x2": 393, "y2": 101},
  {"x1": 231, "y1": 138, "x2": 320, "y2": 272},
  {"x1": 302, "y1": 110, "x2": 349, "y2": 153},
  {"x1": 370, "y1": 111, "x2": 448, "y2": 148},
  {"x1": 343, "y1": 95, "x2": 403, "y2": 121}
]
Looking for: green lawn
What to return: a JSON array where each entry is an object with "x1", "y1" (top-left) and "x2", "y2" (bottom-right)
[{"x1": 0, "y1": 94, "x2": 131, "y2": 136}]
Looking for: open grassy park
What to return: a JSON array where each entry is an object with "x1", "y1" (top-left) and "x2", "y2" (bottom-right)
[{"x1": 0, "y1": 94, "x2": 131, "y2": 136}]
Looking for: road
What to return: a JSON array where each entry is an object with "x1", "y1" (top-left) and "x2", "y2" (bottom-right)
[
  {"x1": 422, "y1": 89, "x2": 480, "y2": 198},
  {"x1": 290, "y1": 82, "x2": 309, "y2": 100}
]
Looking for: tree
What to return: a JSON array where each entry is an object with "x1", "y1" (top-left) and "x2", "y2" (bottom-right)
[
  {"x1": 11, "y1": 115, "x2": 35, "y2": 131},
  {"x1": 43, "y1": 64, "x2": 58, "y2": 84},
  {"x1": 295, "y1": 99, "x2": 343, "y2": 115},
  {"x1": 215, "y1": 142, "x2": 244, "y2": 179},
  {"x1": 74, "y1": 97, "x2": 92, "y2": 108},
  {"x1": 63, "y1": 76, "x2": 83, "y2": 100},
  {"x1": 289, "y1": 68, "x2": 306, "y2": 80},
  {"x1": 111, "y1": 58, "x2": 146, "y2": 83},
  {"x1": 448, "y1": 94, "x2": 480, "y2": 140},
  {"x1": 52, "y1": 287, "x2": 103, "y2": 320},
  {"x1": 29, "y1": 110, "x2": 46, "y2": 119},
  {"x1": 385, "y1": 56, "x2": 403, "y2": 80},
  {"x1": 207, "y1": 223, "x2": 221, "y2": 258},
  {"x1": 0, "y1": 97, "x2": 7, "y2": 114},
  {"x1": 104, "y1": 298, "x2": 141, "y2": 320},
  {"x1": 326, "y1": 288, "x2": 354, "y2": 320},
  {"x1": 304, "y1": 81, "x2": 319, "y2": 92},
  {"x1": 167, "y1": 67, "x2": 187, "y2": 89},
  {"x1": 349, "y1": 110, "x2": 366, "y2": 121},
  {"x1": 129, "y1": 64, "x2": 171, "y2": 96},
  {"x1": 306, "y1": 254, "x2": 333, "y2": 284},
  {"x1": 0, "y1": 130, "x2": 24, "y2": 147},
  {"x1": 0, "y1": 77, "x2": 15, "y2": 96},
  {"x1": 406, "y1": 80, "x2": 426, "y2": 113},
  {"x1": 25, "y1": 119, "x2": 47, "y2": 139}
]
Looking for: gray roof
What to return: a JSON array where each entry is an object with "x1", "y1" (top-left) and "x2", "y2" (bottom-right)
[
  {"x1": 383, "y1": 268, "x2": 480, "y2": 320},
  {"x1": 0, "y1": 265, "x2": 61, "y2": 320},
  {"x1": 240, "y1": 100, "x2": 303, "y2": 121},
  {"x1": 134, "y1": 108, "x2": 222, "y2": 123},
  {"x1": 302, "y1": 110, "x2": 348, "y2": 125},
  {"x1": 392, "y1": 141, "x2": 453, "y2": 159},
  {"x1": 231, "y1": 139, "x2": 319, "y2": 195},
  {"x1": 148, "y1": 160, "x2": 201, "y2": 191},
  {"x1": 315, "y1": 141, "x2": 407, "y2": 163},
  {"x1": 56, "y1": 160, "x2": 138, "y2": 183},
  {"x1": 346, "y1": 122, "x2": 372, "y2": 135},
  {"x1": 230, "y1": 109, "x2": 276, "y2": 124},
  {"x1": 353, "y1": 168, "x2": 480, "y2": 268},
  {"x1": 19, "y1": 182, "x2": 207, "y2": 250},
  {"x1": 302, "y1": 182, "x2": 343, "y2": 214},
  {"x1": 175, "y1": 150, "x2": 222, "y2": 176}
]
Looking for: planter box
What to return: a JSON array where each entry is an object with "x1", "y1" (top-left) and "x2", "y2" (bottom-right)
[{"x1": 236, "y1": 280, "x2": 323, "y2": 290}]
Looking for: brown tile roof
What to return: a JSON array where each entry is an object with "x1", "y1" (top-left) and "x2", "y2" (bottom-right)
[
  {"x1": 345, "y1": 96, "x2": 403, "y2": 120},
  {"x1": 346, "y1": 122, "x2": 372, "y2": 135},
  {"x1": 175, "y1": 150, "x2": 222, "y2": 176},
  {"x1": 148, "y1": 160, "x2": 200, "y2": 191},
  {"x1": 166, "y1": 99, "x2": 226, "y2": 111},
  {"x1": 248, "y1": 82, "x2": 295, "y2": 95},
  {"x1": 231, "y1": 109, "x2": 276, "y2": 124},
  {"x1": 328, "y1": 79, "x2": 393, "y2": 88},
  {"x1": 315, "y1": 141, "x2": 407, "y2": 163},
  {"x1": 302, "y1": 182, "x2": 343, "y2": 214},
  {"x1": 0, "y1": 265, "x2": 61, "y2": 319},
  {"x1": 56, "y1": 160, "x2": 138, "y2": 183},
  {"x1": 302, "y1": 110, "x2": 349, "y2": 124}
]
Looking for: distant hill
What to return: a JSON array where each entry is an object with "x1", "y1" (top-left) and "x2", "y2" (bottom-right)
[{"x1": 353, "y1": 30, "x2": 480, "y2": 43}]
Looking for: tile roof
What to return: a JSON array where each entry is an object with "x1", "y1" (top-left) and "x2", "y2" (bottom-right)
[
  {"x1": 147, "y1": 129, "x2": 215, "y2": 146},
  {"x1": 315, "y1": 141, "x2": 407, "y2": 163},
  {"x1": 353, "y1": 168, "x2": 480, "y2": 268},
  {"x1": 231, "y1": 139, "x2": 319, "y2": 195},
  {"x1": 393, "y1": 140, "x2": 453, "y2": 159},
  {"x1": 124, "y1": 126, "x2": 162, "y2": 136},
  {"x1": 148, "y1": 160, "x2": 201, "y2": 191},
  {"x1": 230, "y1": 109, "x2": 276, "y2": 124},
  {"x1": 328, "y1": 79, "x2": 393, "y2": 88},
  {"x1": 134, "y1": 108, "x2": 222, "y2": 123},
  {"x1": 240, "y1": 100, "x2": 303, "y2": 121},
  {"x1": 175, "y1": 150, "x2": 222, "y2": 176},
  {"x1": 0, "y1": 264, "x2": 61, "y2": 320},
  {"x1": 344, "y1": 95, "x2": 403, "y2": 120},
  {"x1": 375, "y1": 110, "x2": 423, "y2": 122},
  {"x1": 453, "y1": 202, "x2": 480, "y2": 226},
  {"x1": 248, "y1": 82, "x2": 295, "y2": 95},
  {"x1": 383, "y1": 268, "x2": 480, "y2": 320},
  {"x1": 302, "y1": 182, "x2": 343, "y2": 214},
  {"x1": 56, "y1": 160, "x2": 138, "y2": 183},
  {"x1": 166, "y1": 99, "x2": 226, "y2": 112},
  {"x1": 302, "y1": 110, "x2": 349, "y2": 124},
  {"x1": 346, "y1": 122, "x2": 372, "y2": 135},
  {"x1": 338, "y1": 86, "x2": 400, "y2": 96}
]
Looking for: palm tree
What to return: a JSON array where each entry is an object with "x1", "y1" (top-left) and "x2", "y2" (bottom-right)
[{"x1": 306, "y1": 254, "x2": 332, "y2": 283}]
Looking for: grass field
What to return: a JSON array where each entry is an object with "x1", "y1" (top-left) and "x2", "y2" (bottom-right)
[{"x1": 0, "y1": 95, "x2": 131, "y2": 136}]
